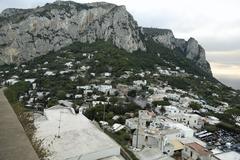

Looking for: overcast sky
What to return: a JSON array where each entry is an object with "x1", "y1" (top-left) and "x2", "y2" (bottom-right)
[{"x1": 1, "y1": 0, "x2": 240, "y2": 89}]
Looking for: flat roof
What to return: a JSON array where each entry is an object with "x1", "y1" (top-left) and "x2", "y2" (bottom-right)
[
  {"x1": 164, "y1": 121, "x2": 194, "y2": 132},
  {"x1": 170, "y1": 139, "x2": 184, "y2": 151},
  {"x1": 134, "y1": 148, "x2": 174, "y2": 160},
  {"x1": 160, "y1": 128, "x2": 181, "y2": 135},
  {"x1": 178, "y1": 137, "x2": 206, "y2": 147},
  {"x1": 35, "y1": 106, "x2": 120, "y2": 160},
  {"x1": 101, "y1": 156, "x2": 125, "y2": 160},
  {"x1": 215, "y1": 151, "x2": 240, "y2": 160},
  {"x1": 186, "y1": 142, "x2": 212, "y2": 156}
]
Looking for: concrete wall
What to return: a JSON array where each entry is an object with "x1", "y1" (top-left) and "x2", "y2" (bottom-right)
[
  {"x1": 163, "y1": 144, "x2": 174, "y2": 156},
  {"x1": 170, "y1": 114, "x2": 204, "y2": 129},
  {"x1": 125, "y1": 118, "x2": 137, "y2": 130},
  {"x1": 182, "y1": 146, "x2": 211, "y2": 160},
  {"x1": 132, "y1": 134, "x2": 159, "y2": 149}
]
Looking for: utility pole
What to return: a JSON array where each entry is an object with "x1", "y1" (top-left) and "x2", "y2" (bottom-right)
[
  {"x1": 103, "y1": 104, "x2": 105, "y2": 121},
  {"x1": 57, "y1": 111, "x2": 62, "y2": 138},
  {"x1": 136, "y1": 114, "x2": 140, "y2": 148}
]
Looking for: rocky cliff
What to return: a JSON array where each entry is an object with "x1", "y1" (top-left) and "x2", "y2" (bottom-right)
[
  {"x1": 0, "y1": 1, "x2": 211, "y2": 74},
  {"x1": 0, "y1": 1, "x2": 145, "y2": 64},
  {"x1": 142, "y1": 28, "x2": 211, "y2": 74}
]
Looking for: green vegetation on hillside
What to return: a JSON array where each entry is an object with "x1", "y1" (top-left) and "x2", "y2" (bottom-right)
[
  {"x1": 1, "y1": 40, "x2": 239, "y2": 133},
  {"x1": 4, "y1": 83, "x2": 50, "y2": 159}
]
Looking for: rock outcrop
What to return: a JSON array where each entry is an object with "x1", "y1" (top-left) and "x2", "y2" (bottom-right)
[
  {"x1": 0, "y1": 1, "x2": 211, "y2": 75},
  {"x1": 143, "y1": 28, "x2": 211, "y2": 74},
  {"x1": 0, "y1": 1, "x2": 145, "y2": 64}
]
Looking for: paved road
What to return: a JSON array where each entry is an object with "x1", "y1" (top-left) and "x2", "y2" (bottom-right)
[{"x1": 0, "y1": 88, "x2": 39, "y2": 160}]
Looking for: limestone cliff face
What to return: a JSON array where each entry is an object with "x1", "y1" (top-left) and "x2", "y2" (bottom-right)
[
  {"x1": 143, "y1": 28, "x2": 211, "y2": 74},
  {"x1": 0, "y1": 1, "x2": 211, "y2": 75},
  {"x1": 0, "y1": 1, "x2": 145, "y2": 64}
]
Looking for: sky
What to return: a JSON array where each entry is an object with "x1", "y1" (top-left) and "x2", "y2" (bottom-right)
[{"x1": 0, "y1": 0, "x2": 240, "y2": 89}]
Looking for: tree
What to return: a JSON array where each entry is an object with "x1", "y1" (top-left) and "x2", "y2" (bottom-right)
[
  {"x1": 109, "y1": 97, "x2": 118, "y2": 104},
  {"x1": 224, "y1": 108, "x2": 240, "y2": 121},
  {"x1": 106, "y1": 112, "x2": 114, "y2": 120},
  {"x1": 205, "y1": 124, "x2": 218, "y2": 132},
  {"x1": 128, "y1": 90, "x2": 137, "y2": 98},
  {"x1": 189, "y1": 102, "x2": 202, "y2": 110},
  {"x1": 159, "y1": 106, "x2": 166, "y2": 115},
  {"x1": 47, "y1": 98, "x2": 58, "y2": 107},
  {"x1": 96, "y1": 96, "x2": 106, "y2": 101},
  {"x1": 56, "y1": 90, "x2": 66, "y2": 99},
  {"x1": 152, "y1": 99, "x2": 170, "y2": 107}
]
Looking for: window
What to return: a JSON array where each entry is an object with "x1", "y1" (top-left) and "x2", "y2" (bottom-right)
[{"x1": 190, "y1": 151, "x2": 193, "y2": 157}]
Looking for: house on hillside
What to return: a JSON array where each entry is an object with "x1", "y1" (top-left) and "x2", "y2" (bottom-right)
[{"x1": 182, "y1": 142, "x2": 212, "y2": 160}]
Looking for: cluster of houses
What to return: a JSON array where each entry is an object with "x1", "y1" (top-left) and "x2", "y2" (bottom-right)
[
  {"x1": 125, "y1": 110, "x2": 240, "y2": 160},
  {"x1": 0, "y1": 50, "x2": 239, "y2": 160},
  {"x1": 156, "y1": 66, "x2": 188, "y2": 77},
  {"x1": 0, "y1": 57, "x2": 232, "y2": 118}
]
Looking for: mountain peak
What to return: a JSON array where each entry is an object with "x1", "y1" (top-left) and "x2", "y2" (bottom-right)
[
  {"x1": 0, "y1": 1, "x2": 145, "y2": 64},
  {"x1": 143, "y1": 27, "x2": 212, "y2": 74},
  {"x1": 0, "y1": 1, "x2": 211, "y2": 75}
]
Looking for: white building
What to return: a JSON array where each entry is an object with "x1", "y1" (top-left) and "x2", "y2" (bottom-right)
[
  {"x1": 94, "y1": 85, "x2": 112, "y2": 93},
  {"x1": 5, "y1": 79, "x2": 19, "y2": 85},
  {"x1": 206, "y1": 116, "x2": 220, "y2": 125},
  {"x1": 133, "y1": 147, "x2": 175, "y2": 160},
  {"x1": 112, "y1": 123, "x2": 124, "y2": 132},
  {"x1": 164, "y1": 106, "x2": 180, "y2": 115},
  {"x1": 167, "y1": 93, "x2": 180, "y2": 101},
  {"x1": 44, "y1": 71, "x2": 56, "y2": 76},
  {"x1": 138, "y1": 110, "x2": 155, "y2": 128},
  {"x1": 77, "y1": 85, "x2": 91, "y2": 90},
  {"x1": 182, "y1": 142, "x2": 212, "y2": 160},
  {"x1": 34, "y1": 106, "x2": 121, "y2": 160},
  {"x1": 168, "y1": 113, "x2": 204, "y2": 129},
  {"x1": 164, "y1": 106, "x2": 192, "y2": 116},
  {"x1": 65, "y1": 62, "x2": 73, "y2": 68},
  {"x1": 148, "y1": 94, "x2": 166, "y2": 102},
  {"x1": 132, "y1": 127, "x2": 179, "y2": 156},
  {"x1": 133, "y1": 80, "x2": 147, "y2": 86},
  {"x1": 92, "y1": 101, "x2": 108, "y2": 107},
  {"x1": 125, "y1": 117, "x2": 138, "y2": 130},
  {"x1": 213, "y1": 151, "x2": 240, "y2": 160},
  {"x1": 24, "y1": 78, "x2": 36, "y2": 83},
  {"x1": 163, "y1": 121, "x2": 194, "y2": 138},
  {"x1": 104, "y1": 72, "x2": 111, "y2": 77}
]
